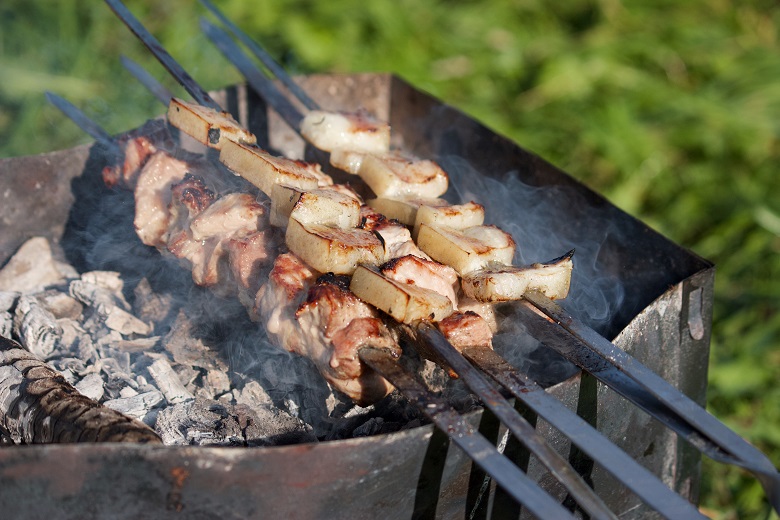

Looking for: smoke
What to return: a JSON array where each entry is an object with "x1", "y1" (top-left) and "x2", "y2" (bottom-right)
[{"x1": 441, "y1": 155, "x2": 626, "y2": 334}]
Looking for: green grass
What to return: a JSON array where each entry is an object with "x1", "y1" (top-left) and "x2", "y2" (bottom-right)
[{"x1": 1, "y1": 1, "x2": 778, "y2": 517}]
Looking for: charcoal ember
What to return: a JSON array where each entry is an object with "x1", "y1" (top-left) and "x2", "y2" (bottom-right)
[
  {"x1": 50, "y1": 358, "x2": 88, "y2": 383},
  {"x1": 0, "y1": 291, "x2": 19, "y2": 313},
  {"x1": 74, "y1": 373, "x2": 104, "y2": 401},
  {"x1": 103, "y1": 390, "x2": 165, "y2": 422},
  {"x1": 13, "y1": 295, "x2": 62, "y2": 359},
  {"x1": 0, "y1": 238, "x2": 69, "y2": 293},
  {"x1": 162, "y1": 311, "x2": 227, "y2": 372},
  {"x1": 133, "y1": 278, "x2": 177, "y2": 328},
  {"x1": 104, "y1": 307, "x2": 152, "y2": 336},
  {"x1": 1, "y1": 312, "x2": 11, "y2": 339},
  {"x1": 147, "y1": 358, "x2": 193, "y2": 405},
  {"x1": 203, "y1": 368, "x2": 231, "y2": 398},
  {"x1": 70, "y1": 277, "x2": 151, "y2": 336},
  {"x1": 0, "y1": 336, "x2": 161, "y2": 444},
  {"x1": 69, "y1": 276, "x2": 128, "y2": 311},
  {"x1": 235, "y1": 380, "x2": 273, "y2": 409},
  {"x1": 155, "y1": 398, "x2": 316, "y2": 447},
  {"x1": 53, "y1": 319, "x2": 97, "y2": 364},
  {"x1": 34, "y1": 290, "x2": 83, "y2": 320},
  {"x1": 352, "y1": 417, "x2": 385, "y2": 437},
  {"x1": 115, "y1": 336, "x2": 159, "y2": 353},
  {"x1": 80, "y1": 271, "x2": 125, "y2": 295}
]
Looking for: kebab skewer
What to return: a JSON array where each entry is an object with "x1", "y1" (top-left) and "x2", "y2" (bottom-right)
[
  {"x1": 50, "y1": 70, "x2": 586, "y2": 520},
  {"x1": 197, "y1": 3, "x2": 780, "y2": 515},
  {"x1": 113, "y1": 64, "x2": 620, "y2": 520},
  {"x1": 102, "y1": 6, "x2": 700, "y2": 516}
]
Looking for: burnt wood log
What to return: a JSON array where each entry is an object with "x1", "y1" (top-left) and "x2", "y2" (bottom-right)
[{"x1": 0, "y1": 336, "x2": 161, "y2": 444}]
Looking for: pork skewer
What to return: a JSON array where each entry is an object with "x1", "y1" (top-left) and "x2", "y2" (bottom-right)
[
  {"x1": 110, "y1": 12, "x2": 627, "y2": 519},
  {"x1": 49, "y1": 94, "x2": 579, "y2": 520},
  {"x1": 114, "y1": 70, "x2": 610, "y2": 520},
  {"x1": 66, "y1": 11, "x2": 589, "y2": 516},
  {"x1": 199, "y1": 7, "x2": 780, "y2": 515},
  {"x1": 195, "y1": 14, "x2": 718, "y2": 519}
]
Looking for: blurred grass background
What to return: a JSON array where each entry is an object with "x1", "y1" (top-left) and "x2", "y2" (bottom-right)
[{"x1": 0, "y1": 0, "x2": 778, "y2": 517}]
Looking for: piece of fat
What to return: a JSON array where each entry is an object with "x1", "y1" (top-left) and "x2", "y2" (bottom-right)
[
  {"x1": 366, "y1": 197, "x2": 448, "y2": 227},
  {"x1": 358, "y1": 153, "x2": 449, "y2": 199},
  {"x1": 219, "y1": 141, "x2": 320, "y2": 196},
  {"x1": 329, "y1": 148, "x2": 366, "y2": 174},
  {"x1": 167, "y1": 98, "x2": 256, "y2": 149},
  {"x1": 461, "y1": 252, "x2": 574, "y2": 302},
  {"x1": 289, "y1": 189, "x2": 361, "y2": 230},
  {"x1": 350, "y1": 265, "x2": 453, "y2": 324},
  {"x1": 285, "y1": 218, "x2": 385, "y2": 275},
  {"x1": 416, "y1": 224, "x2": 515, "y2": 275},
  {"x1": 300, "y1": 110, "x2": 390, "y2": 153},
  {"x1": 413, "y1": 201, "x2": 485, "y2": 240}
]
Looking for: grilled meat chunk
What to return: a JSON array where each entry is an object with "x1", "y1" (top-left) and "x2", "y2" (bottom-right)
[
  {"x1": 102, "y1": 135, "x2": 158, "y2": 189},
  {"x1": 134, "y1": 151, "x2": 190, "y2": 247},
  {"x1": 437, "y1": 311, "x2": 494, "y2": 351},
  {"x1": 295, "y1": 275, "x2": 399, "y2": 404}
]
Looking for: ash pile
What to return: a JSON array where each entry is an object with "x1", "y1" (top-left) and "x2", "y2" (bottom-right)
[{"x1": 0, "y1": 231, "x2": 474, "y2": 447}]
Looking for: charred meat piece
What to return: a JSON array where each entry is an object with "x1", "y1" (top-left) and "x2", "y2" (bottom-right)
[
  {"x1": 169, "y1": 192, "x2": 269, "y2": 288},
  {"x1": 134, "y1": 151, "x2": 191, "y2": 247},
  {"x1": 102, "y1": 135, "x2": 158, "y2": 189},
  {"x1": 437, "y1": 311, "x2": 494, "y2": 351},
  {"x1": 380, "y1": 254, "x2": 460, "y2": 311},
  {"x1": 295, "y1": 275, "x2": 399, "y2": 405},
  {"x1": 360, "y1": 206, "x2": 428, "y2": 260}
]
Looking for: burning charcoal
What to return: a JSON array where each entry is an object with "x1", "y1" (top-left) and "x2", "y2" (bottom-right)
[
  {"x1": 50, "y1": 358, "x2": 88, "y2": 383},
  {"x1": 0, "y1": 238, "x2": 69, "y2": 293},
  {"x1": 54, "y1": 319, "x2": 97, "y2": 363},
  {"x1": 0, "y1": 292, "x2": 15, "y2": 340},
  {"x1": 155, "y1": 398, "x2": 316, "y2": 447},
  {"x1": 80, "y1": 271, "x2": 125, "y2": 295},
  {"x1": 1, "y1": 313, "x2": 11, "y2": 339},
  {"x1": 13, "y1": 295, "x2": 62, "y2": 359},
  {"x1": 162, "y1": 311, "x2": 227, "y2": 372},
  {"x1": 352, "y1": 417, "x2": 385, "y2": 437},
  {"x1": 147, "y1": 358, "x2": 194, "y2": 405},
  {"x1": 104, "y1": 307, "x2": 152, "y2": 336},
  {"x1": 235, "y1": 380, "x2": 273, "y2": 409},
  {"x1": 204, "y1": 368, "x2": 231, "y2": 397},
  {"x1": 0, "y1": 336, "x2": 161, "y2": 444},
  {"x1": 103, "y1": 390, "x2": 165, "y2": 422},
  {"x1": 115, "y1": 336, "x2": 159, "y2": 353},
  {"x1": 74, "y1": 373, "x2": 105, "y2": 401},
  {"x1": 133, "y1": 277, "x2": 177, "y2": 327},
  {"x1": 69, "y1": 276, "x2": 128, "y2": 311},
  {"x1": 34, "y1": 290, "x2": 83, "y2": 320},
  {"x1": 0, "y1": 291, "x2": 19, "y2": 313}
]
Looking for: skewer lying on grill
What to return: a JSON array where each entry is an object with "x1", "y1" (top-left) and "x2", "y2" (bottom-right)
[
  {"x1": 196, "y1": 3, "x2": 780, "y2": 515},
  {"x1": 48, "y1": 90, "x2": 592, "y2": 519}
]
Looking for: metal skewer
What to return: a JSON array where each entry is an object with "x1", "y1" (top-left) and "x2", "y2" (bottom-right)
[
  {"x1": 197, "y1": 0, "x2": 318, "y2": 111},
  {"x1": 102, "y1": 1, "x2": 613, "y2": 515},
  {"x1": 48, "y1": 86, "x2": 580, "y2": 519},
  {"x1": 120, "y1": 55, "x2": 174, "y2": 105},
  {"x1": 521, "y1": 293, "x2": 780, "y2": 513},
  {"x1": 196, "y1": 5, "x2": 780, "y2": 515}
]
